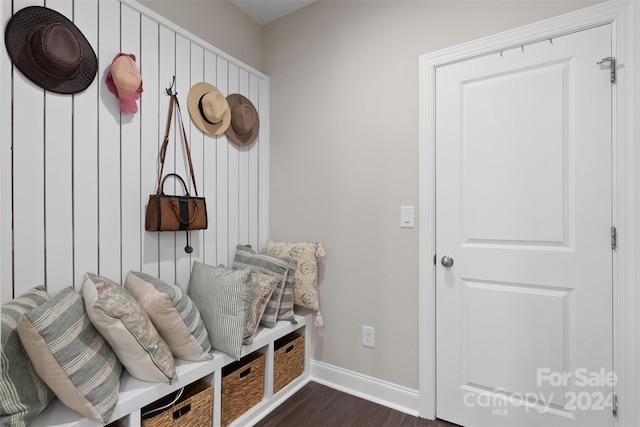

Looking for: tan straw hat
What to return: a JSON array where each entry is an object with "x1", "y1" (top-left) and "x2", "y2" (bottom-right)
[
  {"x1": 187, "y1": 82, "x2": 231, "y2": 135},
  {"x1": 225, "y1": 94, "x2": 260, "y2": 146},
  {"x1": 4, "y1": 6, "x2": 98, "y2": 94}
]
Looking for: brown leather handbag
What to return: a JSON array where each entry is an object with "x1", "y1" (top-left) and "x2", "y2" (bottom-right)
[{"x1": 145, "y1": 95, "x2": 208, "y2": 234}]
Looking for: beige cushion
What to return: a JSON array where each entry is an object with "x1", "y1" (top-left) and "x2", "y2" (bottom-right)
[
  {"x1": 263, "y1": 241, "x2": 324, "y2": 312},
  {"x1": 125, "y1": 271, "x2": 212, "y2": 362},
  {"x1": 82, "y1": 273, "x2": 176, "y2": 383}
]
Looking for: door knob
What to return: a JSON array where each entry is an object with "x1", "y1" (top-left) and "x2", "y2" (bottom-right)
[{"x1": 441, "y1": 255, "x2": 454, "y2": 267}]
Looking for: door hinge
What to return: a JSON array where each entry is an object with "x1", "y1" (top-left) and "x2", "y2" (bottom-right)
[
  {"x1": 433, "y1": 254, "x2": 437, "y2": 265},
  {"x1": 612, "y1": 391, "x2": 618, "y2": 417},
  {"x1": 597, "y1": 57, "x2": 616, "y2": 83},
  {"x1": 611, "y1": 226, "x2": 617, "y2": 250}
]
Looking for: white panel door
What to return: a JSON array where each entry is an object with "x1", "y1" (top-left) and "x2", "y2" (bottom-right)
[{"x1": 436, "y1": 24, "x2": 614, "y2": 427}]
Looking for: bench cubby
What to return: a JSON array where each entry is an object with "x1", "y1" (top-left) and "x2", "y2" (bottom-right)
[{"x1": 29, "y1": 314, "x2": 311, "y2": 427}]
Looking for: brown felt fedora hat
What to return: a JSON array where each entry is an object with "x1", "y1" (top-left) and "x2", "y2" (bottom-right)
[
  {"x1": 4, "y1": 6, "x2": 98, "y2": 94},
  {"x1": 187, "y1": 82, "x2": 231, "y2": 135},
  {"x1": 225, "y1": 94, "x2": 260, "y2": 146}
]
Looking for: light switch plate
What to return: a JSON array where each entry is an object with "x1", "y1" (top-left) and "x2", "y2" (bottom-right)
[
  {"x1": 400, "y1": 206, "x2": 415, "y2": 228},
  {"x1": 362, "y1": 325, "x2": 375, "y2": 348}
]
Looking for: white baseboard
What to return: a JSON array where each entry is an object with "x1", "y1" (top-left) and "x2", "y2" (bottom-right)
[
  {"x1": 310, "y1": 360, "x2": 422, "y2": 417},
  {"x1": 239, "y1": 374, "x2": 312, "y2": 427}
]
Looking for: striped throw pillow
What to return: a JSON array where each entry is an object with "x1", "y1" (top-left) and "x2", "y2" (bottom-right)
[
  {"x1": 0, "y1": 286, "x2": 54, "y2": 427},
  {"x1": 278, "y1": 259, "x2": 298, "y2": 323},
  {"x1": 188, "y1": 262, "x2": 251, "y2": 360},
  {"x1": 16, "y1": 287, "x2": 122, "y2": 424},
  {"x1": 233, "y1": 245, "x2": 291, "y2": 328},
  {"x1": 125, "y1": 271, "x2": 212, "y2": 361}
]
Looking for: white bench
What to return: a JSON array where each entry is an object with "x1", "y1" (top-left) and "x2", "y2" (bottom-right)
[{"x1": 30, "y1": 314, "x2": 311, "y2": 427}]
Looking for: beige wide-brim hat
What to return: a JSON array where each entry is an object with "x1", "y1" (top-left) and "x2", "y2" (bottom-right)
[
  {"x1": 225, "y1": 94, "x2": 260, "y2": 146},
  {"x1": 187, "y1": 82, "x2": 231, "y2": 135}
]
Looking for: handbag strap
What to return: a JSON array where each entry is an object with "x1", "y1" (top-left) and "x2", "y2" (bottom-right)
[
  {"x1": 160, "y1": 173, "x2": 190, "y2": 196},
  {"x1": 156, "y1": 95, "x2": 199, "y2": 196}
]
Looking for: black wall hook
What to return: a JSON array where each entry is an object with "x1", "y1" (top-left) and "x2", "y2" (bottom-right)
[{"x1": 165, "y1": 75, "x2": 177, "y2": 96}]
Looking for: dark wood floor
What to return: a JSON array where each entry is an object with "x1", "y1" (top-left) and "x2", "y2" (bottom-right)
[{"x1": 254, "y1": 381, "x2": 460, "y2": 427}]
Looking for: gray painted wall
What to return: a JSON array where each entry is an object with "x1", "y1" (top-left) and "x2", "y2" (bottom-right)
[
  {"x1": 143, "y1": 0, "x2": 602, "y2": 390},
  {"x1": 140, "y1": 0, "x2": 263, "y2": 70},
  {"x1": 263, "y1": 0, "x2": 602, "y2": 390}
]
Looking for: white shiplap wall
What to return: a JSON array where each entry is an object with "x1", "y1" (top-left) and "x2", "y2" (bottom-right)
[{"x1": 0, "y1": 0, "x2": 269, "y2": 303}]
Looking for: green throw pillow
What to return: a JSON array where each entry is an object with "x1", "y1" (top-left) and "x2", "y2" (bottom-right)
[
  {"x1": 16, "y1": 287, "x2": 122, "y2": 424},
  {"x1": 188, "y1": 262, "x2": 250, "y2": 359}
]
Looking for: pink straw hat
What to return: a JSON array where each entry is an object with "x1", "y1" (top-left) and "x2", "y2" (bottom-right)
[{"x1": 106, "y1": 53, "x2": 143, "y2": 114}]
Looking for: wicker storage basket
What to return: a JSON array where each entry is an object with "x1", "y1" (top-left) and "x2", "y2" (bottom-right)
[
  {"x1": 221, "y1": 352, "x2": 265, "y2": 426},
  {"x1": 273, "y1": 333, "x2": 305, "y2": 394},
  {"x1": 141, "y1": 380, "x2": 213, "y2": 427}
]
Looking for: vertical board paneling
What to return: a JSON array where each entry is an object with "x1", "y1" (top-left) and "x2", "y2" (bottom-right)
[
  {"x1": 258, "y1": 78, "x2": 270, "y2": 248},
  {"x1": 0, "y1": 0, "x2": 11, "y2": 300},
  {"x1": 120, "y1": 4, "x2": 143, "y2": 283},
  {"x1": 98, "y1": 0, "x2": 122, "y2": 281},
  {"x1": 1, "y1": 0, "x2": 268, "y2": 304},
  {"x1": 174, "y1": 34, "x2": 191, "y2": 287},
  {"x1": 158, "y1": 25, "x2": 176, "y2": 282},
  {"x1": 202, "y1": 51, "x2": 218, "y2": 266},
  {"x1": 140, "y1": 14, "x2": 160, "y2": 276},
  {"x1": 237, "y1": 68, "x2": 250, "y2": 247},
  {"x1": 44, "y1": 0, "x2": 74, "y2": 294},
  {"x1": 248, "y1": 74, "x2": 261, "y2": 249},
  {"x1": 228, "y1": 63, "x2": 240, "y2": 254},
  {"x1": 73, "y1": 0, "x2": 99, "y2": 289},
  {"x1": 189, "y1": 44, "x2": 205, "y2": 273},
  {"x1": 173, "y1": 35, "x2": 190, "y2": 189},
  {"x1": 12, "y1": 0, "x2": 45, "y2": 297},
  {"x1": 216, "y1": 57, "x2": 230, "y2": 266}
]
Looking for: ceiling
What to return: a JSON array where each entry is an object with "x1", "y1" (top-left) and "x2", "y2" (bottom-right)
[{"x1": 230, "y1": 0, "x2": 316, "y2": 25}]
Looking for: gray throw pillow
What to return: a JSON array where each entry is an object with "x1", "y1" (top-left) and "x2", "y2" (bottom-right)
[
  {"x1": 233, "y1": 245, "x2": 291, "y2": 328},
  {"x1": 278, "y1": 259, "x2": 298, "y2": 323},
  {"x1": 0, "y1": 286, "x2": 54, "y2": 427}
]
